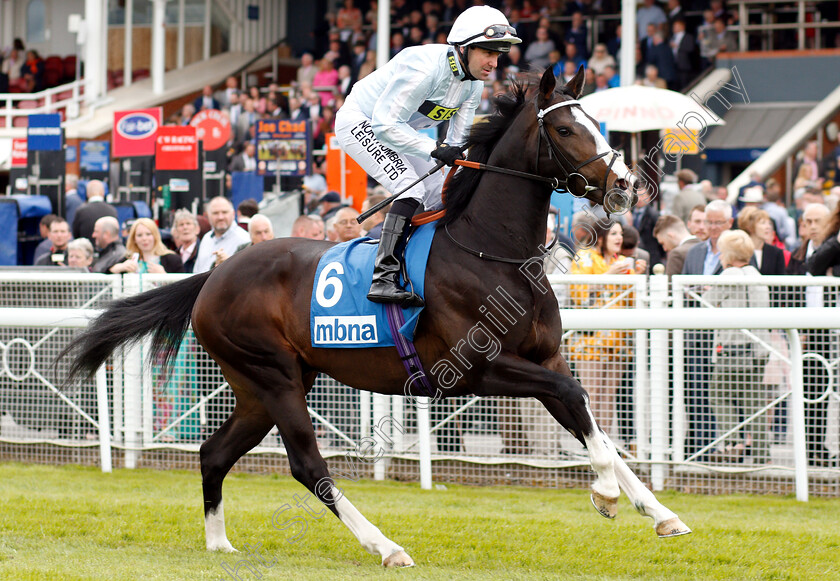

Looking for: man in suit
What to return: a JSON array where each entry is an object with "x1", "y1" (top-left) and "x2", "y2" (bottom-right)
[
  {"x1": 670, "y1": 19, "x2": 697, "y2": 91},
  {"x1": 287, "y1": 96, "x2": 309, "y2": 122},
  {"x1": 654, "y1": 214, "x2": 701, "y2": 276},
  {"x1": 91, "y1": 216, "x2": 126, "y2": 273},
  {"x1": 680, "y1": 199, "x2": 733, "y2": 459},
  {"x1": 72, "y1": 180, "x2": 118, "y2": 243},
  {"x1": 670, "y1": 169, "x2": 705, "y2": 224},
  {"x1": 228, "y1": 142, "x2": 257, "y2": 173},
  {"x1": 194, "y1": 84, "x2": 221, "y2": 111},
  {"x1": 682, "y1": 199, "x2": 733, "y2": 276},
  {"x1": 631, "y1": 185, "x2": 667, "y2": 269}
]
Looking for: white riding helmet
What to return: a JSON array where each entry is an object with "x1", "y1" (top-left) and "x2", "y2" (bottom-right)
[{"x1": 447, "y1": 6, "x2": 521, "y2": 53}]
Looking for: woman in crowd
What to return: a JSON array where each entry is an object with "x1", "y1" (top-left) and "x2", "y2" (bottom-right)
[
  {"x1": 570, "y1": 220, "x2": 645, "y2": 440},
  {"x1": 109, "y1": 218, "x2": 184, "y2": 274},
  {"x1": 704, "y1": 230, "x2": 772, "y2": 464},
  {"x1": 66, "y1": 238, "x2": 94, "y2": 271},
  {"x1": 737, "y1": 207, "x2": 786, "y2": 276},
  {"x1": 312, "y1": 57, "x2": 339, "y2": 107}
]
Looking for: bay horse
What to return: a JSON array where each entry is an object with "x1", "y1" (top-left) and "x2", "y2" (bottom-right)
[{"x1": 63, "y1": 67, "x2": 690, "y2": 568}]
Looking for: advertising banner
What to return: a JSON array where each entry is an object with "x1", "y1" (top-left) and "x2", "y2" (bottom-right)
[
  {"x1": 27, "y1": 113, "x2": 63, "y2": 151},
  {"x1": 80, "y1": 141, "x2": 111, "y2": 172},
  {"x1": 255, "y1": 118, "x2": 311, "y2": 176},
  {"x1": 11, "y1": 138, "x2": 27, "y2": 168},
  {"x1": 155, "y1": 126, "x2": 199, "y2": 170},
  {"x1": 189, "y1": 108, "x2": 231, "y2": 151},
  {"x1": 112, "y1": 107, "x2": 162, "y2": 158}
]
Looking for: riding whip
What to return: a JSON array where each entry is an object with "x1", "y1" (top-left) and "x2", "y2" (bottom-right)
[{"x1": 355, "y1": 160, "x2": 446, "y2": 224}]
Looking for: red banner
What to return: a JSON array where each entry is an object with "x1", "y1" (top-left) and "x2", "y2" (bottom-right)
[
  {"x1": 112, "y1": 108, "x2": 162, "y2": 158},
  {"x1": 155, "y1": 126, "x2": 198, "y2": 170},
  {"x1": 11, "y1": 138, "x2": 27, "y2": 168},
  {"x1": 189, "y1": 109, "x2": 231, "y2": 151}
]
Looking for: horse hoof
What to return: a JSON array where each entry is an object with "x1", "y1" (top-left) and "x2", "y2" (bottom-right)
[
  {"x1": 206, "y1": 540, "x2": 238, "y2": 553},
  {"x1": 656, "y1": 517, "x2": 692, "y2": 538},
  {"x1": 382, "y1": 550, "x2": 415, "y2": 568},
  {"x1": 590, "y1": 490, "x2": 618, "y2": 519}
]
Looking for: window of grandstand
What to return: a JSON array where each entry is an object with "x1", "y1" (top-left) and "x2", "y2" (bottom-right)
[{"x1": 26, "y1": 0, "x2": 47, "y2": 44}]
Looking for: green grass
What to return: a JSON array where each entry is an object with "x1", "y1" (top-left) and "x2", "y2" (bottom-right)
[{"x1": 0, "y1": 463, "x2": 839, "y2": 580}]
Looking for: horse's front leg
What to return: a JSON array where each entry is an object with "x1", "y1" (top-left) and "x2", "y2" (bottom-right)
[
  {"x1": 540, "y1": 349, "x2": 691, "y2": 537},
  {"x1": 471, "y1": 352, "x2": 620, "y2": 519}
]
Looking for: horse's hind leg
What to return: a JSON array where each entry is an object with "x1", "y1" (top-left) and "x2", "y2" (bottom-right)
[
  {"x1": 240, "y1": 365, "x2": 414, "y2": 567},
  {"x1": 200, "y1": 389, "x2": 274, "y2": 551}
]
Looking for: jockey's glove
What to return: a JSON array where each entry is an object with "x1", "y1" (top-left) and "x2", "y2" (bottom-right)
[{"x1": 431, "y1": 143, "x2": 465, "y2": 167}]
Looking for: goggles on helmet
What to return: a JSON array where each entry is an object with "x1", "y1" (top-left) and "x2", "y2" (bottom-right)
[{"x1": 460, "y1": 24, "x2": 518, "y2": 45}]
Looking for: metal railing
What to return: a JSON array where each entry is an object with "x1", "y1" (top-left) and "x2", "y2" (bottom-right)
[{"x1": 0, "y1": 78, "x2": 88, "y2": 129}]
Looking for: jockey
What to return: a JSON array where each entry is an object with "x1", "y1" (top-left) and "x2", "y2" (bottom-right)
[{"x1": 334, "y1": 5, "x2": 521, "y2": 307}]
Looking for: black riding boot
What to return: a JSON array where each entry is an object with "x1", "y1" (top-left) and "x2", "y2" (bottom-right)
[{"x1": 367, "y1": 213, "x2": 425, "y2": 307}]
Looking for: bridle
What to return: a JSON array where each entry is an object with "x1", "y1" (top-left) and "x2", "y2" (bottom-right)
[{"x1": 444, "y1": 96, "x2": 623, "y2": 264}]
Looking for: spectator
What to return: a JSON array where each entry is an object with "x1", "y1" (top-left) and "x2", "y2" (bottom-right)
[
  {"x1": 697, "y1": 9, "x2": 718, "y2": 68},
  {"x1": 91, "y1": 216, "x2": 127, "y2": 274},
  {"x1": 20, "y1": 50, "x2": 44, "y2": 92},
  {"x1": 72, "y1": 180, "x2": 118, "y2": 243},
  {"x1": 587, "y1": 43, "x2": 616, "y2": 75},
  {"x1": 337, "y1": 64, "x2": 353, "y2": 96},
  {"x1": 357, "y1": 49, "x2": 377, "y2": 81},
  {"x1": 665, "y1": 0, "x2": 685, "y2": 27},
  {"x1": 109, "y1": 218, "x2": 184, "y2": 274},
  {"x1": 564, "y1": 12, "x2": 589, "y2": 59},
  {"x1": 64, "y1": 174, "x2": 83, "y2": 228},
  {"x1": 687, "y1": 204, "x2": 709, "y2": 241},
  {"x1": 704, "y1": 230, "x2": 772, "y2": 465},
  {"x1": 1, "y1": 48, "x2": 24, "y2": 91},
  {"x1": 333, "y1": 206, "x2": 363, "y2": 242},
  {"x1": 763, "y1": 178, "x2": 795, "y2": 248},
  {"x1": 236, "y1": 198, "x2": 259, "y2": 229},
  {"x1": 619, "y1": 225, "x2": 650, "y2": 273},
  {"x1": 787, "y1": 202, "x2": 835, "y2": 466},
  {"x1": 313, "y1": 58, "x2": 339, "y2": 107},
  {"x1": 602, "y1": 64, "x2": 620, "y2": 88},
  {"x1": 226, "y1": 90, "x2": 242, "y2": 128},
  {"x1": 713, "y1": 17, "x2": 737, "y2": 54},
  {"x1": 179, "y1": 103, "x2": 196, "y2": 126},
  {"x1": 318, "y1": 191, "x2": 347, "y2": 221},
  {"x1": 360, "y1": 191, "x2": 390, "y2": 239},
  {"x1": 670, "y1": 19, "x2": 698, "y2": 91},
  {"x1": 637, "y1": 0, "x2": 667, "y2": 40},
  {"x1": 236, "y1": 214, "x2": 275, "y2": 253},
  {"x1": 805, "y1": 201, "x2": 840, "y2": 276},
  {"x1": 34, "y1": 218, "x2": 72, "y2": 266},
  {"x1": 222, "y1": 75, "x2": 239, "y2": 107},
  {"x1": 645, "y1": 32, "x2": 676, "y2": 88},
  {"x1": 193, "y1": 197, "x2": 251, "y2": 273},
  {"x1": 738, "y1": 185, "x2": 765, "y2": 209},
  {"x1": 288, "y1": 96, "x2": 309, "y2": 122},
  {"x1": 737, "y1": 207, "x2": 786, "y2": 275},
  {"x1": 228, "y1": 142, "x2": 257, "y2": 173},
  {"x1": 524, "y1": 26, "x2": 555, "y2": 71},
  {"x1": 66, "y1": 238, "x2": 95, "y2": 271},
  {"x1": 631, "y1": 183, "x2": 667, "y2": 269},
  {"x1": 682, "y1": 199, "x2": 733, "y2": 275},
  {"x1": 794, "y1": 141, "x2": 822, "y2": 185},
  {"x1": 562, "y1": 42, "x2": 585, "y2": 69},
  {"x1": 194, "y1": 85, "x2": 221, "y2": 111},
  {"x1": 291, "y1": 214, "x2": 326, "y2": 240},
  {"x1": 172, "y1": 209, "x2": 201, "y2": 273},
  {"x1": 654, "y1": 214, "x2": 701, "y2": 276},
  {"x1": 639, "y1": 63, "x2": 667, "y2": 89},
  {"x1": 248, "y1": 85, "x2": 267, "y2": 116},
  {"x1": 234, "y1": 97, "x2": 258, "y2": 144},
  {"x1": 33, "y1": 214, "x2": 58, "y2": 264},
  {"x1": 670, "y1": 169, "x2": 704, "y2": 223},
  {"x1": 296, "y1": 53, "x2": 317, "y2": 87},
  {"x1": 570, "y1": 220, "x2": 644, "y2": 441},
  {"x1": 337, "y1": 0, "x2": 363, "y2": 36}
]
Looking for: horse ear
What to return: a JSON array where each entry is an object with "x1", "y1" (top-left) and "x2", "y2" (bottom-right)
[
  {"x1": 538, "y1": 68, "x2": 556, "y2": 104},
  {"x1": 564, "y1": 65, "x2": 586, "y2": 99}
]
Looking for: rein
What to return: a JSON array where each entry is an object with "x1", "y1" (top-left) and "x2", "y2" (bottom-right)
[{"x1": 445, "y1": 97, "x2": 618, "y2": 264}]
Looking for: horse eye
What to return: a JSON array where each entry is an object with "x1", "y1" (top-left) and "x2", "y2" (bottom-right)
[{"x1": 555, "y1": 127, "x2": 571, "y2": 137}]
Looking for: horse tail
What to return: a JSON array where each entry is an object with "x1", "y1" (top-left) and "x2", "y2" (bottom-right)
[{"x1": 61, "y1": 271, "x2": 213, "y2": 383}]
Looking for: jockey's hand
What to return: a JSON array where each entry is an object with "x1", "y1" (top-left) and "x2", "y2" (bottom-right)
[{"x1": 431, "y1": 143, "x2": 465, "y2": 167}]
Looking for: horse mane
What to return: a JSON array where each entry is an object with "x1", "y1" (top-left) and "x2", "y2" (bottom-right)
[{"x1": 438, "y1": 75, "x2": 574, "y2": 227}]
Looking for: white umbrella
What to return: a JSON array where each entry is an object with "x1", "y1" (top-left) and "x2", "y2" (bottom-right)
[
  {"x1": 579, "y1": 85, "x2": 725, "y2": 132},
  {"x1": 579, "y1": 85, "x2": 725, "y2": 166}
]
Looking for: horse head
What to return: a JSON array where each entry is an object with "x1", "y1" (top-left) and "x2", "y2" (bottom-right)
[{"x1": 533, "y1": 65, "x2": 636, "y2": 215}]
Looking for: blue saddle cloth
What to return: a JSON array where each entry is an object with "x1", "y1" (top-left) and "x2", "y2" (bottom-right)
[{"x1": 310, "y1": 222, "x2": 436, "y2": 348}]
